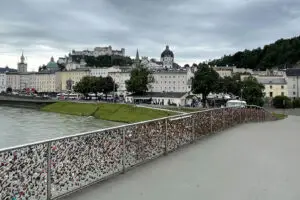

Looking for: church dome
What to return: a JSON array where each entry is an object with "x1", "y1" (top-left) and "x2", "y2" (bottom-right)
[
  {"x1": 161, "y1": 45, "x2": 174, "y2": 58},
  {"x1": 46, "y1": 56, "x2": 58, "y2": 69}
]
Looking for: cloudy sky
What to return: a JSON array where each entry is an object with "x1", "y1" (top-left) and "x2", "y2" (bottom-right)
[{"x1": 0, "y1": 0, "x2": 300, "y2": 71}]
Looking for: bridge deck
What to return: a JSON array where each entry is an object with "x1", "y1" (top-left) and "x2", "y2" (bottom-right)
[{"x1": 63, "y1": 116, "x2": 300, "y2": 200}]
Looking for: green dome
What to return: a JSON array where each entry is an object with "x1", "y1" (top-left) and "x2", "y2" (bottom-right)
[{"x1": 47, "y1": 57, "x2": 58, "y2": 69}]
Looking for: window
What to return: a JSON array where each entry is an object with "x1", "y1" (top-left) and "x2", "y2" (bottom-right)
[
  {"x1": 293, "y1": 84, "x2": 296, "y2": 89},
  {"x1": 281, "y1": 92, "x2": 284, "y2": 96},
  {"x1": 293, "y1": 77, "x2": 296, "y2": 81},
  {"x1": 281, "y1": 85, "x2": 284, "y2": 89},
  {"x1": 269, "y1": 92, "x2": 273, "y2": 97},
  {"x1": 270, "y1": 85, "x2": 272, "y2": 89},
  {"x1": 293, "y1": 92, "x2": 296, "y2": 95}
]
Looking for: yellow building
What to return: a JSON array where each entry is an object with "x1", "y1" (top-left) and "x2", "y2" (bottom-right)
[
  {"x1": 33, "y1": 72, "x2": 57, "y2": 92},
  {"x1": 56, "y1": 69, "x2": 90, "y2": 92},
  {"x1": 257, "y1": 77, "x2": 287, "y2": 98}
]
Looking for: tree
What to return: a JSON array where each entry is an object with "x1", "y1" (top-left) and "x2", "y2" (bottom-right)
[
  {"x1": 241, "y1": 76, "x2": 265, "y2": 106},
  {"x1": 273, "y1": 96, "x2": 292, "y2": 108},
  {"x1": 126, "y1": 65, "x2": 154, "y2": 95},
  {"x1": 73, "y1": 76, "x2": 93, "y2": 97},
  {"x1": 192, "y1": 64, "x2": 220, "y2": 107},
  {"x1": 6, "y1": 87, "x2": 12, "y2": 93},
  {"x1": 217, "y1": 76, "x2": 242, "y2": 96},
  {"x1": 66, "y1": 79, "x2": 74, "y2": 91},
  {"x1": 57, "y1": 63, "x2": 66, "y2": 71}
]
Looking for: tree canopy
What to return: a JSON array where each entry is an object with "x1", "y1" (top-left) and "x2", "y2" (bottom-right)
[
  {"x1": 73, "y1": 76, "x2": 117, "y2": 98},
  {"x1": 125, "y1": 65, "x2": 154, "y2": 95},
  {"x1": 192, "y1": 64, "x2": 220, "y2": 105},
  {"x1": 241, "y1": 76, "x2": 265, "y2": 106},
  {"x1": 71, "y1": 55, "x2": 133, "y2": 67},
  {"x1": 208, "y1": 36, "x2": 300, "y2": 70}
]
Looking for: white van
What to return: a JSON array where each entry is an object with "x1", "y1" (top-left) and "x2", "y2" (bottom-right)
[{"x1": 226, "y1": 100, "x2": 247, "y2": 108}]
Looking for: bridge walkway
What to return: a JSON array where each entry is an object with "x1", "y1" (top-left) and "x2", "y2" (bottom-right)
[{"x1": 63, "y1": 116, "x2": 300, "y2": 200}]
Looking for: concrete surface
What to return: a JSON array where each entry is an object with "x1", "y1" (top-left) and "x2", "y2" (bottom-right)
[{"x1": 63, "y1": 116, "x2": 300, "y2": 200}]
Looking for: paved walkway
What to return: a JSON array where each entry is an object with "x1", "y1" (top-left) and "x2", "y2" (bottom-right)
[{"x1": 64, "y1": 116, "x2": 300, "y2": 200}]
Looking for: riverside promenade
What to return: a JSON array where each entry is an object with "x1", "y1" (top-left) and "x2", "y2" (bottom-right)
[
  {"x1": 0, "y1": 106, "x2": 277, "y2": 199},
  {"x1": 64, "y1": 116, "x2": 300, "y2": 200}
]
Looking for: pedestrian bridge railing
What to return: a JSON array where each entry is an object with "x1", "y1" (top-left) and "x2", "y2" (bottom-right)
[{"x1": 0, "y1": 106, "x2": 276, "y2": 200}]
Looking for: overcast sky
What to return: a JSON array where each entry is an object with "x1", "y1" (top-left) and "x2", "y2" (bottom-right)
[{"x1": 1, "y1": 0, "x2": 300, "y2": 71}]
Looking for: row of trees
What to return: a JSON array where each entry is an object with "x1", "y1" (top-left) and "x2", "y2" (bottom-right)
[
  {"x1": 208, "y1": 36, "x2": 300, "y2": 70},
  {"x1": 73, "y1": 76, "x2": 117, "y2": 99},
  {"x1": 122, "y1": 64, "x2": 265, "y2": 106},
  {"x1": 192, "y1": 64, "x2": 265, "y2": 106},
  {"x1": 72, "y1": 55, "x2": 133, "y2": 67}
]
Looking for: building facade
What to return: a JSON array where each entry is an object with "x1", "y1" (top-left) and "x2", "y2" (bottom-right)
[
  {"x1": 90, "y1": 66, "x2": 121, "y2": 77},
  {"x1": 151, "y1": 68, "x2": 193, "y2": 93},
  {"x1": 0, "y1": 73, "x2": 6, "y2": 92},
  {"x1": 33, "y1": 72, "x2": 57, "y2": 92},
  {"x1": 257, "y1": 77, "x2": 287, "y2": 98},
  {"x1": 56, "y1": 69, "x2": 90, "y2": 91},
  {"x1": 286, "y1": 68, "x2": 300, "y2": 98}
]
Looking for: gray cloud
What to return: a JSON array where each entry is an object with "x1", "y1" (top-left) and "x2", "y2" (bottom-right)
[{"x1": 1, "y1": 0, "x2": 300, "y2": 69}]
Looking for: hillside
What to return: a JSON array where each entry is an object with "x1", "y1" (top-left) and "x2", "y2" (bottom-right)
[{"x1": 208, "y1": 36, "x2": 300, "y2": 70}]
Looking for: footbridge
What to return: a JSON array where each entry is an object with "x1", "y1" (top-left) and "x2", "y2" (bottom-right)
[{"x1": 0, "y1": 106, "x2": 283, "y2": 199}]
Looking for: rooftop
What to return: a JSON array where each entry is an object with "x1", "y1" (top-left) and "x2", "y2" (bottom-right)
[
  {"x1": 286, "y1": 68, "x2": 300, "y2": 76},
  {"x1": 257, "y1": 77, "x2": 287, "y2": 85}
]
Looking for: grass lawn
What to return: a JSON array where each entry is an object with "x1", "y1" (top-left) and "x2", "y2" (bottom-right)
[
  {"x1": 272, "y1": 112, "x2": 287, "y2": 120},
  {"x1": 41, "y1": 102, "x2": 175, "y2": 123}
]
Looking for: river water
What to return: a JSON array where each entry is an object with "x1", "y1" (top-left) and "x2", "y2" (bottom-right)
[{"x1": 0, "y1": 106, "x2": 122, "y2": 149}]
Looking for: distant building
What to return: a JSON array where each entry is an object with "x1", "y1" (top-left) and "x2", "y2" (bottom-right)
[
  {"x1": 126, "y1": 92, "x2": 189, "y2": 106},
  {"x1": 90, "y1": 66, "x2": 121, "y2": 77},
  {"x1": 17, "y1": 52, "x2": 27, "y2": 73},
  {"x1": 71, "y1": 46, "x2": 125, "y2": 57},
  {"x1": 160, "y1": 45, "x2": 174, "y2": 69},
  {"x1": 256, "y1": 77, "x2": 287, "y2": 98},
  {"x1": 286, "y1": 68, "x2": 300, "y2": 98},
  {"x1": 56, "y1": 69, "x2": 90, "y2": 92},
  {"x1": 46, "y1": 57, "x2": 59, "y2": 71},
  {"x1": 0, "y1": 73, "x2": 6, "y2": 92}
]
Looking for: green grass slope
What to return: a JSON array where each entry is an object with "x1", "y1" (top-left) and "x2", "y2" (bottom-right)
[{"x1": 41, "y1": 102, "x2": 175, "y2": 123}]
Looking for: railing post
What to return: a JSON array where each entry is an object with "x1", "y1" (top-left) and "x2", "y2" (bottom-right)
[
  {"x1": 122, "y1": 129, "x2": 126, "y2": 174},
  {"x1": 164, "y1": 118, "x2": 168, "y2": 155},
  {"x1": 47, "y1": 142, "x2": 51, "y2": 200},
  {"x1": 240, "y1": 108, "x2": 242, "y2": 124},
  {"x1": 210, "y1": 110, "x2": 213, "y2": 133}
]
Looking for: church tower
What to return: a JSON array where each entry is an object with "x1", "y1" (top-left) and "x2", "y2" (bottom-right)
[
  {"x1": 18, "y1": 52, "x2": 28, "y2": 73},
  {"x1": 134, "y1": 49, "x2": 140, "y2": 67},
  {"x1": 161, "y1": 45, "x2": 174, "y2": 69}
]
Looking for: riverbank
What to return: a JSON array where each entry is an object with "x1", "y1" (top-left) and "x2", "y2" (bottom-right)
[{"x1": 41, "y1": 102, "x2": 176, "y2": 123}]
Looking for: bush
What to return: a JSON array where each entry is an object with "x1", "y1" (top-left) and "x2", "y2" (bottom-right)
[
  {"x1": 292, "y1": 98, "x2": 300, "y2": 108},
  {"x1": 272, "y1": 96, "x2": 292, "y2": 108}
]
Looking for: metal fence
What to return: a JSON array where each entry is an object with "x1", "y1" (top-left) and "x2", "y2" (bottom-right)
[{"x1": 0, "y1": 106, "x2": 276, "y2": 200}]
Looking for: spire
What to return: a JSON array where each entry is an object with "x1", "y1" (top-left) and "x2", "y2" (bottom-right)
[
  {"x1": 135, "y1": 49, "x2": 140, "y2": 66},
  {"x1": 20, "y1": 51, "x2": 25, "y2": 63}
]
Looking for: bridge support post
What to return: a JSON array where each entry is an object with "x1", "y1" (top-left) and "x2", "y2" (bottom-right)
[
  {"x1": 47, "y1": 142, "x2": 52, "y2": 200},
  {"x1": 164, "y1": 118, "x2": 168, "y2": 155}
]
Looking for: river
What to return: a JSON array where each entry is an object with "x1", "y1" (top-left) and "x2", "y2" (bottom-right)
[{"x1": 0, "y1": 106, "x2": 122, "y2": 149}]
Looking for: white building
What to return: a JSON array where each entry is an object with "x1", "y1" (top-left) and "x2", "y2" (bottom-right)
[
  {"x1": 90, "y1": 66, "x2": 122, "y2": 77},
  {"x1": 213, "y1": 67, "x2": 233, "y2": 78},
  {"x1": 0, "y1": 73, "x2": 6, "y2": 92},
  {"x1": 141, "y1": 57, "x2": 162, "y2": 69},
  {"x1": 256, "y1": 77, "x2": 287, "y2": 98},
  {"x1": 151, "y1": 68, "x2": 194, "y2": 93},
  {"x1": 108, "y1": 67, "x2": 132, "y2": 95},
  {"x1": 286, "y1": 68, "x2": 300, "y2": 98},
  {"x1": 32, "y1": 72, "x2": 57, "y2": 92},
  {"x1": 6, "y1": 72, "x2": 21, "y2": 90}
]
